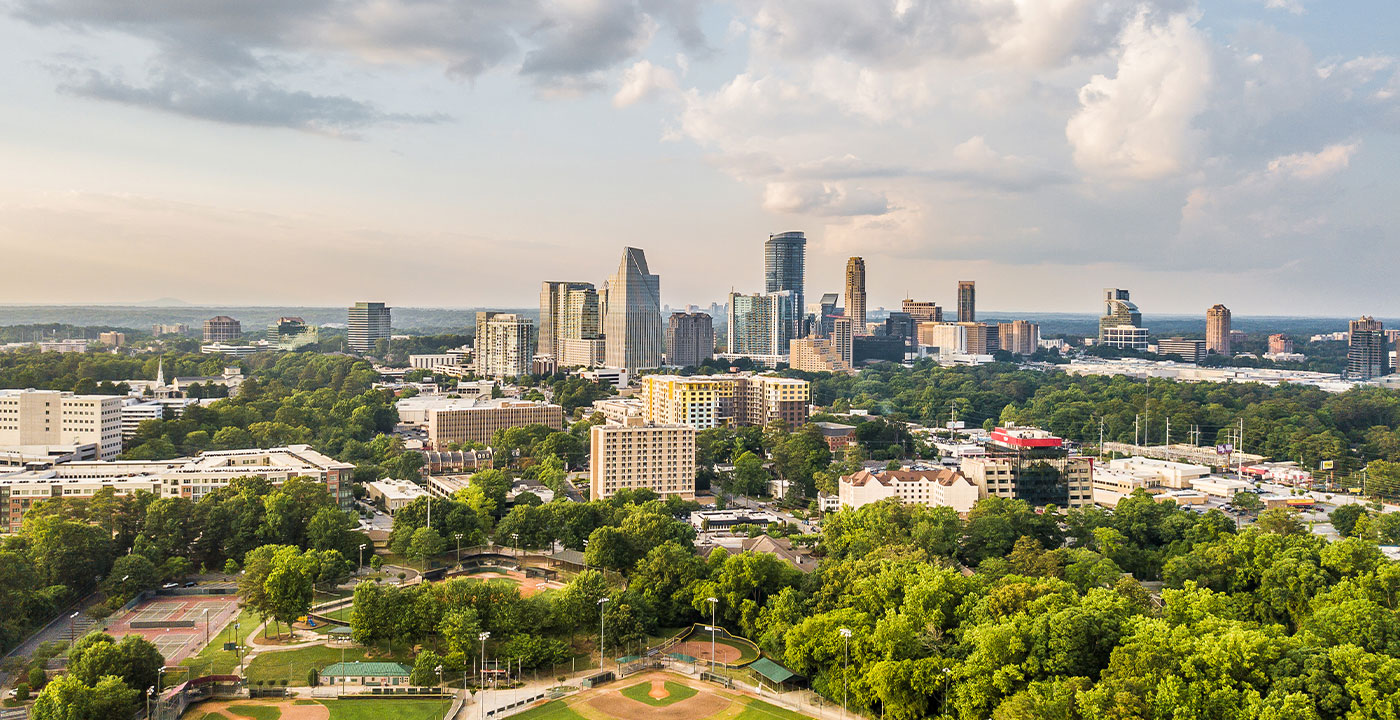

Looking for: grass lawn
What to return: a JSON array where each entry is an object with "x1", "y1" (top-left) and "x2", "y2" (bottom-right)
[
  {"x1": 620, "y1": 680, "x2": 698, "y2": 707},
  {"x1": 195, "y1": 713, "x2": 230, "y2": 720},
  {"x1": 317, "y1": 699, "x2": 452, "y2": 720},
  {"x1": 321, "y1": 606, "x2": 353, "y2": 622},
  {"x1": 245, "y1": 642, "x2": 411, "y2": 686},
  {"x1": 225, "y1": 705, "x2": 282, "y2": 720},
  {"x1": 735, "y1": 699, "x2": 815, "y2": 720},
  {"x1": 509, "y1": 700, "x2": 588, "y2": 720}
]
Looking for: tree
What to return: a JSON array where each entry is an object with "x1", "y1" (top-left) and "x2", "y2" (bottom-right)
[
  {"x1": 102, "y1": 554, "x2": 159, "y2": 608},
  {"x1": 407, "y1": 526, "x2": 446, "y2": 565},
  {"x1": 730, "y1": 451, "x2": 770, "y2": 497},
  {"x1": 1230, "y1": 491, "x2": 1264, "y2": 518},
  {"x1": 68, "y1": 633, "x2": 163, "y2": 696},
  {"x1": 1330, "y1": 504, "x2": 1370, "y2": 537},
  {"x1": 1256, "y1": 508, "x2": 1306, "y2": 536},
  {"x1": 411, "y1": 650, "x2": 444, "y2": 686}
]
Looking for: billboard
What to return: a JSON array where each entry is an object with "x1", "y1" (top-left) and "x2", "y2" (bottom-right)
[{"x1": 1216, "y1": 444, "x2": 1234, "y2": 455}]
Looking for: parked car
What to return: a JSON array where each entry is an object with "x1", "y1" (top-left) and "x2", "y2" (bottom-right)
[
  {"x1": 183, "y1": 581, "x2": 197, "y2": 587},
  {"x1": 162, "y1": 582, "x2": 178, "y2": 589}
]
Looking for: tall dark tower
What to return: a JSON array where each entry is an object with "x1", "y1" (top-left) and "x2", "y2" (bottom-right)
[
  {"x1": 957, "y1": 281, "x2": 975, "y2": 323},
  {"x1": 765, "y1": 231, "x2": 806, "y2": 340}
]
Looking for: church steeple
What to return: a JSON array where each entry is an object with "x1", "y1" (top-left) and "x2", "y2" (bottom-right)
[{"x1": 156, "y1": 357, "x2": 165, "y2": 386}]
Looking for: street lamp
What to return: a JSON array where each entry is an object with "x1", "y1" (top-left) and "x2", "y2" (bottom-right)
[
  {"x1": 454, "y1": 533, "x2": 464, "y2": 566},
  {"x1": 202, "y1": 608, "x2": 210, "y2": 647},
  {"x1": 68, "y1": 611, "x2": 80, "y2": 646},
  {"x1": 706, "y1": 597, "x2": 718, "y2": 673},
  {"x1": 358, "y1": 543, "x2": 367, "y2": 574},
  {"x1": 146, "y1": 686, "x2": 155, "y2": 720},
  {"x1": 597, "y1": 598, "x2": 610, "y2": 671},
  {"x1": 941, "y1": 667, "x2": 952, "y2": 719},
  {"x1": 479, "y1": 632, "x2": 491, "y2": 720},
  {"x1": 838, "y1": 628, "x2": 852, "y2": 720}
]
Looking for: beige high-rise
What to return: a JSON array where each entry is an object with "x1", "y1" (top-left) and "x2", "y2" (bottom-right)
[
  {"x1": 1207, "y1": 304, "x2": 1232, "y2": 356},
  {"x1": 590, "y1": 419, "x2": 696, "y2": 500},
  {"x1": 0, "y1": 389, "x2": 125, "y2": 459},
  {"x1": 844, "y1": 258, "x2": 866, "y2": 333}
]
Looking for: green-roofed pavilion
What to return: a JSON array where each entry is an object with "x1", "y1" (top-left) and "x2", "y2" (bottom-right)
[{"x1": 749, "y1": 657, "x2": 798, "y2": 685}]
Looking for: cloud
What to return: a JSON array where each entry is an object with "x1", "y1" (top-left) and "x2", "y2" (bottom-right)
[
  {"x1": 612, "y1": 59, "x2": 678, "y2": 107},
  {"x1": 761, "y1": 182, "x2": 890, "y2": 216},
  {"x1": 1262, "y1": 0, "x2": 1305, "y2": 14},
  {"x1": 1066, "y1": 10, "x2": 1212, "y2": 180},
  {"x1": 1266, "y1": 142, "x2": 1359, "y2": 179},
  {"x1": 58, "y1": 69, "x2": 447, "y2": 134}
]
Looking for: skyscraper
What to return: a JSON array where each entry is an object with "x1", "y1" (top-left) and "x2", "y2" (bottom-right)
[
  {"x1": 539, "y1": 281, "x2": 599, "y2": 357},
  {"x1": 1347, "y1": 316, "x2": 1389, "y2": 380},
  {"x1": 832, "y1": 316, "x2": 854, "y2": 366},
  {"x1": 998, "y1": 320, "x2": 1040, "y2": 355},
  {"x1": 818, "y1": 293, "x2": 840, "y2": 337},
  {"x1": 765, "y1": 231, "x2": 806, "y2": 341},
  {"x1": 957, "y1": 281, "x2": 976, "y2": 322},
  {"x1": 667, "y1": 312, "x2": 714, "y2": 367},
  {"x1": 604, "y1": 247, "x2": 663, "y2": 372},
  {"x1": 347, "y1": 302, "x2": 391, "y2": 354},
  {"x1": 476, "y1": 314, "x2": 535, "y2": 379},
  {"x1": 727, "y1": 291, "x2": 795, "y2": 356},
  {"x1": 844, "y1": 258, "x2": 867, "y2": 333},
  {"x1": 901, "y1": 299, "x2": 942, "y2": 324},
  {"x1": 1098, "y1": 289, "x2": 1148, "y2": 349},
  {"x1": 1207, "y1": 304, "x2": 1232, "y2": 355}
]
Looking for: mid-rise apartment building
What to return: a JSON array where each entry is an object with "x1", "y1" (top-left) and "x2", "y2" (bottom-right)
[
  {"x1": 789, "y1": 337, "x2": 854, "y2": 375},
  {"x1": 0, "y1": 445, "x2": 353, "y2": 532},
  {"x1": 0, "y1": 389, "x2": 124, "y2": 460},
  {"x1": 727, "y1": 291, "x2": 795, "y2": 357},
  {"x1": 426, "y1": 398, "x2": 564, "y2": 447},
  {"x1": 589, "y1": 418, "x2": 696, "y2": 500},
  {"x1": 998, "y1": 320, "x2": 1040, "y2": 355},
  {"x1": 959, "y1": 425, "x2": 1092, "y2": 508},
  {"x1": 475, "y1": 313, "x2": 535, "y2": 379},
  {"x1": 639, "y1": 374, "x2": 811, "y2": 429},
  {"x1": 837, "y1": 468, "x2": 979, "y2": 513}
]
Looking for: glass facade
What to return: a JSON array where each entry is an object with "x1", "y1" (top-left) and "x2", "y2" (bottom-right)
[{"x1": 765, "y1": 231, "x2": 806, "y2": 341}]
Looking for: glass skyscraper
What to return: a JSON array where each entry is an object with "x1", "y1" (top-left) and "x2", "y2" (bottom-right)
[
  {"x1": 603, "y1": 247, "x2": 663, "y2": 371},
  {"x1": 765, "y1": 231, "x2": 806, "y2": 340}
]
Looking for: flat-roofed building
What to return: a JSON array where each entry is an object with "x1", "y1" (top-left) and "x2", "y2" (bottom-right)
[
  {"x1": 1105, "y1": 456, "x2": 1210, "y2": 489},
  {"x1": 590, "y1": 418, "x2": 695, "y2": 500},
  {"x1": 0, "y1": 389, "x2": 124, "y2": 460},
  {"x1": 1158, "y1": 338, "x2": 1206, "y2": 363},
  {"x1": 0, "y1": 444, "x2": 353, "y2": 532},
  {"x1": 837, "y1": 468, "x2": 979, "y2": 513},
  {"x1": 365, "y1": 479, "x2": 429, "y2": 513},
  {"x1": 959, "y1": 425, "x2": 1092, "y2": 508},
  {"x1": 203, "y1": 316, "x2": 241, "y2": 342},
  {"x1": 638, "y1": 374, "x2": 809, "y2": 429},
  {"x1": 426, "y1": 398, "x2": 564, "y2": 447},
  {"x1": 789, "y1": 336, "x2": 855, "y2": 375}
]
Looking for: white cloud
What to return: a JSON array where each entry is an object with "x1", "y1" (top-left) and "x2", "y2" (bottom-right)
[
  {"x1": 761, "y1": 182, "x2": 890, "y2": 217},
  {"x1": 1262, "y1": 0, "x2": 1305, "y2": 15},
  {"x1": 1066, "y1": 10, "x2": 1213, "y2": 180},
  {"x1": 612, "y1": 59, "x2": 678, "y2": 107},
  {"x1": 1266, "y1": 142, "x2": 1360, "y2": 179}
]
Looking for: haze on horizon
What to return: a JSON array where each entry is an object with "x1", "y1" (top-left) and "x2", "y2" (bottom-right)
[{"x1": 0, "y1": 0, "x2": 1396, "y2": 316}]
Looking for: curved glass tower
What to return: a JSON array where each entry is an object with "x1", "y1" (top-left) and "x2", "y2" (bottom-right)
[{"x1": 765, "y1": 231, "x2": 806, "y2": 339}]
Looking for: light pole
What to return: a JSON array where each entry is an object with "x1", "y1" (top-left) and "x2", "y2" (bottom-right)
[
  {"x1": 455, "y1": 533, "x2": 464, "y2": 566},
  {"x1": 941, "y1": 667, "x2": 951, "y2": 719},
  {"x1": 235, "y1": 622, "x2": 244, "y2": 675},
  {"x1": 597, "y1": 597, "x2": 610, "y2": 671},
  {"x1": 358, "y1": 543, "x2": 367, "y2": 574},
  {"x1": 202, "y1": 608, "x2": 209, "y2": 647},
  {"x1": 146, "y1": 686, "x2": 155, "y2": 720},
  {"x1": 838, "y1": 628, "x2": 852, "y2": 720},
  {"x1": 479, "y1": 631, "x2": 491, "y2": 720},
  {"x1": 706, "y1": 597, "x2": 718, "y2": 674},
  {"x1": 68, "y1": 610, "x2": 80, "y2": 646}
]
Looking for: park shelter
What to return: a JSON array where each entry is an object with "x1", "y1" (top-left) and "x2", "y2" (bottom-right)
[
  {"x1": 750, "y1": 657, "x2": 802, "y2": 690},
  {"x1": 328, "y1": 626, "x2": 353, "y2": 645},
  {"x1": 320, "y1": 661, "x2": 410, "y2": 687}
]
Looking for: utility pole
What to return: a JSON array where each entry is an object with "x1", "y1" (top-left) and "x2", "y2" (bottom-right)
[
  {"x1": 1134, "y1": 414, "x2": 1140, "y2": 447},
  {"x1": 839, "y1": 628, "x2": 852, "y2": 720},
  {"x1": 1098, "y1": 417, "x2": 1105, "y2": 459}
]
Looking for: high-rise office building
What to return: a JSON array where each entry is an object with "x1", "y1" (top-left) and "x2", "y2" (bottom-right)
[
  {"x1": 203, "y1": 316, "x2": 241, "y2": 343},
  {"x1": 901, "y1": 299, "x2": 942, "y2": 324},
  {"x1": 998, "y1": 320, "x2": 1040, "y2": 355},
  {"x1": 844, "y1": 258, "x2": 867, "y2": 333},
  {"x1": 1347, "y1": 316, "x2": 1390, "y2": 380},
  {"x1": 727, "y1": 291, "x2": 795, "y2": 357},
  {"x1": 1098, "y1": 289, "x2": 1148, "y2": 350},
  {"x1": 959, "y1": 425, "x2": 1092, "y2": 508},
  {"x1": 832, "y1": 316, "x2": 854, "y2": 366},
  {"x1": 347, "y1": 302, "x2": 391, "y2": 354},
  {"x1": 957, "y1": 282, "x2": 975, "y2": 322},
  {"x1": 765, "y1": 231, "x2": 806, "y2": 341},
  {"x1": 817, "y1": 293, "x2": 841, "y2": 337},
  {"x1": 268, "y1": 317, "x2": 318, "y2": 350},
  {"x1": 539, "y1": 282, "x2": 599, "y2": 359},
  {"x1": 667, "y1": 312, "x2": 714, "y2": 367},
  {"x1": 475, "y1": 314, "x2": 535, "y2": 379},
  {"x1": 885, "y1": 312, "x2": 916, "y2": 352},
  {"x1": 604, "y1": 247, "x2": 663, "y2": 372},
  {"x1": 1268, "y1": 334, "x2": 1293, "y2": 355},
  {"x1": 1158, "y1": 338, "x2": 1206, "y2": 363},
  {"x1": 1207, "y1": 304, "x2": 1232, "y2": 355}
]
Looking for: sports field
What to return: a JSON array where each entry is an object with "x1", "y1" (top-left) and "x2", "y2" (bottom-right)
[
  {"x1": 511, "y1": 671, "x2": 813, "y2": 720},
  {"x1": 187, "y1": 698, "x2": 450, "y2": 720},
  {"x1": 105, "y1": 594, "x2": 241, "y2": 663}
]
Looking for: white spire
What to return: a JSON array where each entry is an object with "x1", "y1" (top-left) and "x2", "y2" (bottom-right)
[{"x1": 156, "y1": 357, "x2": 165, "y2": 386}]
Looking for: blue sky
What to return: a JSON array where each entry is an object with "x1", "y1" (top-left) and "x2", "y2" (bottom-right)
[{"x1": 0, "y1": 0, "x2": 1396, "y2": 316}]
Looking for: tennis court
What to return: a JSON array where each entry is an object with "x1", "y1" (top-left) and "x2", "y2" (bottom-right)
[{"x1": 104, "y1": 595, "x2": 241, "y2": 663}]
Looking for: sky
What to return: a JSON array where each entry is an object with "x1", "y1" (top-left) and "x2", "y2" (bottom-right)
[{"x1": 0, "y1": 0, "x2": 1396, "y2": 316}]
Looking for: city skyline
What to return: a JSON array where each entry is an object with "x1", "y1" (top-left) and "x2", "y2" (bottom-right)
[{"x1": 1, "y1": 2, "x2": 1397, "y2": 315}]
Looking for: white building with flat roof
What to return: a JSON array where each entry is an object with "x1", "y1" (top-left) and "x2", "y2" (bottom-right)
[
  {"x1": 365, "y1": 479, "x2": 429, "y2": 513},
  {"x1": 0, "y1": 389, "x2": 124, "y2": 460},
  {"x1": 1105, "y1": 456, "x2": 1211, "y2": 490}
]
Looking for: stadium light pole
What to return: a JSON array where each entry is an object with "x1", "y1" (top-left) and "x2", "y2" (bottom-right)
[
  {"x1": 839, "y1": 628, "x2": 852, "y2": 720},
  {"x1": 146, "y1": 686, "x2": 155, "y2": 720},
  {"x1": 455, "y1": 533, "x2": 464, "y2": 566},
  {"x1": 598, "y1": 598, "x2": 610, "y2": 671},
  {"x1": 479, "y1": 631, "x2": 491, "y2": 720},
  {"x1": 706, "y1": 597, "x2": 718, "y2": 673},
  {"x1": 941, "y1": 667, "x2": 951, "y2": 719},
  {"x1": 202, "y1": 608, "x2": 209, "y2": 647},
  {"x1": 358, "y1": 543, "x2": 367, "y2": 574}
]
